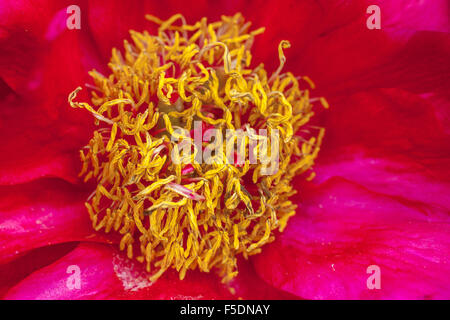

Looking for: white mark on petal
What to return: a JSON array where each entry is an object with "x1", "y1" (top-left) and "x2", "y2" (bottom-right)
[{"x1": 112, "y1": 253, "x2": 153, "y2": 292}]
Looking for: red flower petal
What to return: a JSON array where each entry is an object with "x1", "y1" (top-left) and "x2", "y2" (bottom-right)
[
  {"x1": 0, "y1": 1, "x2": 102, "y2": 101},
  {"x1": 261, "y1": 86, "x2": 449, "y2": 299},
  {"x1": 314, "y1": 153, "x2": 450, "y2": 213},
  {"x1": 322, "y1": 88, "x2": 449, "y2": 146},
  {"x1": 251, "y1": 178, "x2": 450, "y2": 299},
  {"x1": 249, "y1": 0, "x2": 450, "y2": 81},
  {"x1": 0, "y1": 1, "x2": 104, "y2": 184},
  {"x1": 250, "y1": 0, "x2": 372, "y2": 72},
  {"x1": 421, "y1": 92, "x2": 450, "y2": 135},
  {"x1": 0, "y1": 242, "x2": 78, "y2": 298},
  {"x1": 4, "y1": 243, "x2": 235, "y2": 300},
  {"x1": 306, "y1": 31, "x2": 450, "y2": 97},
  {"x1": 230, "y1": 258, "x2": 300, "y2": 300},
  {"x1": 375, "y1": 0, "x2": 449, "y2": 32},
  {"x1": 0, "y1": 178, "x2": 113, "y2": 264},
  {"x1": 0, "y1": 96, "x2": 88, "y2": 185},
  {"x1": 0, "y1": 0, "x2": 62, "y2": 92}
]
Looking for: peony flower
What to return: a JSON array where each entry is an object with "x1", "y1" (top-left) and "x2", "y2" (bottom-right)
[{"x1": 0, "y1": 0, "x2": 449, "y2": 300}]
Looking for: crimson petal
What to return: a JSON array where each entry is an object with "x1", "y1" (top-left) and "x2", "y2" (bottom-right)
[
  {"x1": 4, "y1": 243, "x2": 234, "y2": 300},
  {"x1": 0, "y1": 178, "x2": 113, "y2": 264},
  {"x1": 0, "y1": 242, "x2": 78, "y2": 298},
  {"x1": 0, "y1": 1, "x2": 104, "y2": 184}
]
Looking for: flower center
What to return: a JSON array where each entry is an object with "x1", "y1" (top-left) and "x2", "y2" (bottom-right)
[{"x1": 68, "y1": 13, "x2": 328, "y2": 283}]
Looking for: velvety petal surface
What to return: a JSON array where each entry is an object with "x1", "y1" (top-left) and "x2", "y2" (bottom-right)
[
  {"x1": 304, "y1": 31, "x2": 450, "y2": 97},
  {"x1": 230, "y1": 258, "x2": 300, "y2": 300},
  {"x1": 0, "y1": 178, "x2": 113, "y2": 264},
  {"x1": 4, "y1": 243, "x2": 232, "y2": 300},
  {"x1": 0, "y1": 96, "x2": 88, "y2": 185}
]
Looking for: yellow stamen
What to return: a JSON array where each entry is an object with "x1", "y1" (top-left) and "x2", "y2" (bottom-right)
[{"x1": 69, "y1": 13, "x2": 327, "y2": 283}]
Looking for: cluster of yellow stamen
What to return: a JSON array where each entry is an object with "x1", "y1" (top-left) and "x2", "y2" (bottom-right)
[{"x1": 69, "y1": 13, "x2": 328, "y2": 283}]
